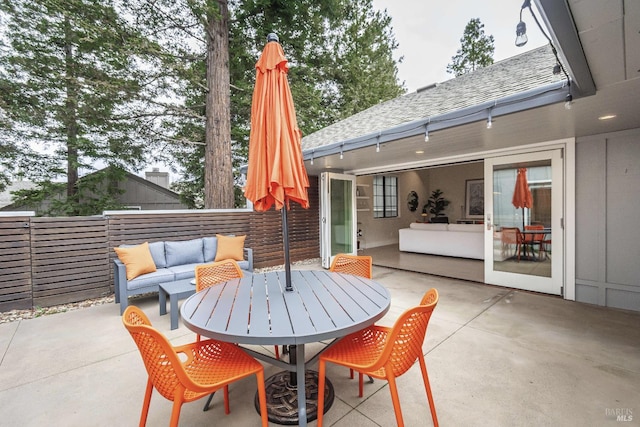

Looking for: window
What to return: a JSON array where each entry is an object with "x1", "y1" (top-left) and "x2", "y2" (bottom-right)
[{"x1": 373, "y1": 175, "x2": 398, "y2": 218}]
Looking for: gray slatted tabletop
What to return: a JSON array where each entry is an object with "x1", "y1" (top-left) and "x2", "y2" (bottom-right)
[{"x1": 180, "y1": 269, "x2": 391, "y2": 426}]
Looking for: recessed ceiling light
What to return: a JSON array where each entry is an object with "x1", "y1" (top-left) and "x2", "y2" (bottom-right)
[
  {"x1": 415, "y1": 150, "x2": 425, "y2": 154},
  {"x1": 598, "y1": 114, "x2": 617, "y2": 120}
]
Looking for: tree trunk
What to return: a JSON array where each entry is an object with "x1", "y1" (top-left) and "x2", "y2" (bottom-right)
[{"x1": 204, "y1": 0, "x2": 234, "y2": 209}]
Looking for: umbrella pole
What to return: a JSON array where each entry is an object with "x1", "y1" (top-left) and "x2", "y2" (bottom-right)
[{"x1": 282, "y1": 208, "x2": 293, "y2": 291}]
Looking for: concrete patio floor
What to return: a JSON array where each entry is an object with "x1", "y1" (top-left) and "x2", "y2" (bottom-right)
[{"x1": 1, "y1": 263, "x2": 639, "y2": 426}]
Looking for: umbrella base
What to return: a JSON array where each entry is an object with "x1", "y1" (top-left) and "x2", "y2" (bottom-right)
[{"x1": 254, "y1": 370, "x2": 334, "y2": 425}]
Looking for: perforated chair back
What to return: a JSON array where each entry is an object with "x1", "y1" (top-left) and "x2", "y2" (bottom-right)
[
  {"x1": 195, "y1": 259, "x2": 243, "y2": 292},
  {"x1": 385, "y1": 288, "x2": 438, "y2": 377},
  {"x1": 330, "y1": 254, "x2": 373, "y2": 279},
  {"x1": 123, "y1": 307, "x2": 190, "y2": 401}
]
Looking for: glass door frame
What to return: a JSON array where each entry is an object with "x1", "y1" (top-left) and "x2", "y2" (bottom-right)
[
  {"x1": 320, "y1": 172, "x2": 357, "y2": 268},
  {"x1": 484, "y1": 149, "x2": 564, "y2": 295}
]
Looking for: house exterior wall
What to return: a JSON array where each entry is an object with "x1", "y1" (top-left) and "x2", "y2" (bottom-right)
[{"x1": 575, "y1": 128, "x2": 640, "y2": 311}]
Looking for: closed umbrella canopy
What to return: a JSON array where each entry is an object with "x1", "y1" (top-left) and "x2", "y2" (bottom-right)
[
  {"x1": 244, "y1": 33, "x2": 309, "y2": 292},
  {"x1": 244, "y1": 34, "x2": 309, "y2": 212},
  {"x1": 512, "y1": 167, "x2": 533, "y2": 229}
]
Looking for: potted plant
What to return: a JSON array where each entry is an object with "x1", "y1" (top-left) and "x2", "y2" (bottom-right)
[{"x1": 422, "y1": 189, "x2": 450, "y2": 219}]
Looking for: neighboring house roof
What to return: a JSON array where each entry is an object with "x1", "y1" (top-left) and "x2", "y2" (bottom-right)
[
  {"x1": 302, "y1": 45, "x2": 565, "y2": 151},
  {"x1": 0, "y1": 181, "x2": 38, "y2": 208},
  {"x1": 0, "y1": 168, "x2": 187, "y2": 212}
]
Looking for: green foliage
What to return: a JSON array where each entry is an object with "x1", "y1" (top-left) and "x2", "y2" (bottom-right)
[
  {"x1": 422, "y1": 189, "x2": 450, "y2": 217},
  {"x1": 0, "y1": 0, "x2": 405, "y2": 213},
  {"x1": 0, "y1": 0, "x2": 158, "y2": 215},
  {"x1": 446, "y1": 18, "x2": 495, "y2": 77}
]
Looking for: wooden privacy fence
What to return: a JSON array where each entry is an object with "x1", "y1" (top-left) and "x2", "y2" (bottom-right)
[{"x1": 0, "y1": 177, "x2": 320, "y2": 311}]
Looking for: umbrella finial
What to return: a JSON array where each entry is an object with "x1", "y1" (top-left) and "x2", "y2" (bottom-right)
[{"x1": 267, "y1": 33, "x2": 279, "y2": 43}]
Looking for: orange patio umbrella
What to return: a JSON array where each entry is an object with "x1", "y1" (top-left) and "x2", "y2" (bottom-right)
[
  {"x1": 512, "y1": 167, "x2": 533, "y2": 229},
  {"x1": 244, "y1": 33, "x2": 310, "y2": 291}
]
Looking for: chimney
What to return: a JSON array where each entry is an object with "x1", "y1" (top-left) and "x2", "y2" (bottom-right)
[{"x1": 145, "y1": 168, "x2": 170, "y2": 188}]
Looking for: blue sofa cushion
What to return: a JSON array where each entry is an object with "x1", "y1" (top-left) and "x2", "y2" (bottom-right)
[
  {"x1": 203, "y1": 237, "x2": 218, "y2": 262},
  {"x1": 169, "y1": 263, "x2": 202, "y2": 280},
  {"x1": 127, "y1": 268, "x2": 175, "y2": 290},
  {"x1": 165, "y1": 238, "x2": 204, "y2": 267},
  {"x1": 148, "y1": 241, "x2": 167, "y2": 268}
]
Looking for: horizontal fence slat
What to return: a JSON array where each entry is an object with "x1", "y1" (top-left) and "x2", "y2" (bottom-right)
[{"x1": 0, "y1": 176, "x2": 320, "y2": 310}]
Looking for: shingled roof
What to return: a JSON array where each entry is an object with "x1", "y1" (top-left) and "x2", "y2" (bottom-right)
[{"x1": 302, "y1": 45, "x2": 564, "y2": 151}]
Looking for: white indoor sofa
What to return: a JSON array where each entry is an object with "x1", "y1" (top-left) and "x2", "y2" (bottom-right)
[{"x1": 398, "y1": 222, "x2": 484, "y2": 260}]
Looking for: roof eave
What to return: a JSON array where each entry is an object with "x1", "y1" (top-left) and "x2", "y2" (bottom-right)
[{"x1": 303, "y1": 80, "x2": 570, "y2": 161}]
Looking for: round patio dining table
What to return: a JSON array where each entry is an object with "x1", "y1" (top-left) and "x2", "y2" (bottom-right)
[{"x1": 180, "y1": 269, "x2": 391, "y2": 426}]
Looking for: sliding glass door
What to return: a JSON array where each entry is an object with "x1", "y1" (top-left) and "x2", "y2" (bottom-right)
[
  {"x1": 320, "y1": 172, "x2": 357, "y2": 268},
  {"x1": 484, "y1": 150, "x2": 564, "y2": 295}
]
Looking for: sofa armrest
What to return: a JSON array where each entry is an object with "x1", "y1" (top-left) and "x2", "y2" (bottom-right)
[
  {"x1": 244, "y1": 248, "x2": 254, "y2": 271},
  {"x1": 113, "y1": 259, "x2": 127, "y2": 304}
]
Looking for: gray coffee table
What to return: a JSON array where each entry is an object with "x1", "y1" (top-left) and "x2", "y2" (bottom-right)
[{"x1": 159, "y1": 278, "x2": 196, "y2": 330}]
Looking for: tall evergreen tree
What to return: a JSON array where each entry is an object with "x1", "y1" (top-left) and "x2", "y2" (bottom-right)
[
  {"x1": 446, "y1": 18, "x2": 495, "y2": 76},
  {"x1": 0, "y1": 0, "x2": 154, "y2": 215},
  {"x1": 330, "y1": 0, "x2": 405, "y2": 119}
]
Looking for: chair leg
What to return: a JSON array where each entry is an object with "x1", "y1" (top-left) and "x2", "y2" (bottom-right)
[
  {"x1": 140, "y1": 379, "x2": 153, "y2": 427},
  {"x1": 387, "y1": 374, "x2": 405, "y2": 427},
  {"x1": 255, "y1": 371, "x2": 269, "y2": 427},
  {"x1": 418, "y1": 355, "x2": 439, "y2": 427},
  {"x1": 275, "y1": 345, "x2": 279, "y2": 359},
  {"x1": 202, "y1": 385, "x2": 229, "y2": 413},
  {"x1": 317, "y1": 361, "x2": 327, "y2": 427},
  {"x1": 169, "y1": 397, "x2": 184, "y2": 427}
]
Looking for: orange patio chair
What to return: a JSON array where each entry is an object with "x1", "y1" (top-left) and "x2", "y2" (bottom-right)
[
  {"x1": 122, "y1": 306, "x2": 268, "y2": 427},
  {"x1": 317, "y1": 289, "x2": 439, "y2": 427},
  {"x1": 195, "y1": 259, "x2": 244, "y2": 293},
  {"x1": 330, "y1": 253, "x2": 374, "y2": 381},
  {"x1": 329, "y1": 253, "x2": 373, "y2": 279}
]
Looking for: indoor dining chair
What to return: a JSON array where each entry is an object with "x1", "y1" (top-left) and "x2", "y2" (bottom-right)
[
  {"x1": 122, "y1": 306, "x2": 268, "y2": 427},
  {"x1": 317, "y1": 289, "x2": 439, "y2": 427},
  {"x1": 525, "y1": 224, "x2": 546, "y2": 260}
]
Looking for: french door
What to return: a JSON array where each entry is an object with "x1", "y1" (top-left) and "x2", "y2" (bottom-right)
[
  {"x1": 484, "y1": 150, "x2": 564, "y2": 295},
  {"x1": 320, "y1": 172, "x2": 357, "y2": 268}
]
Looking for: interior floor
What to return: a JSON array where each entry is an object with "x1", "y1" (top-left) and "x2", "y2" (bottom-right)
[{"x1": 360, "y1": 244, "x2": 552, "y2": 283}]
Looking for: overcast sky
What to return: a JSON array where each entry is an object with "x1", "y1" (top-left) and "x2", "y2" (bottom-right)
[{"x1": 371, "y1": 0, "x2": 548, "y2": 92}]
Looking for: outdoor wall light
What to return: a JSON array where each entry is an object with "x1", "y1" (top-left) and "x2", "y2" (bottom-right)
[
  {"x1": 376, "y1": 134, "x2": 381, "y2": 152},
  {"x1": 564, "y1": 93, "x2": 573, "y2": 110},
  {"x1": 424, "y1": 123, "x2": 429, "y2": 142},
  {"x1": 310, "y1": 150, "x2": 314, "y2": 165},
  {"x1": 486, "y1": 111, "x2": 493, "y2": 129},
  {"x1": 340, "y1": 144, "x2": 344, "y2": 159},
  {"x1": 515, "y1": 0, "x2": 530, "y2": 47}
]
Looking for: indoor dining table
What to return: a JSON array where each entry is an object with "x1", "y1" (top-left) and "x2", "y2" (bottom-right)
[{"x1": 180, "y1": 269, "x2": 391, "y2": 426}]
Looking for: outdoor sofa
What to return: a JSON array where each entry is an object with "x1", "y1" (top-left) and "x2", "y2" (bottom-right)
[{"x1": 114, "y1": 235, "x2": 253, "y2": 314}]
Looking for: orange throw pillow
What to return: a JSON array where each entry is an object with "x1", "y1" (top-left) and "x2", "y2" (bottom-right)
[
  {"x1": 114, "y1": 242, "x2": 157, "y2": 280},
  {"x1": 214, "y1": 234, "x2": 246, "y2": 262}
]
